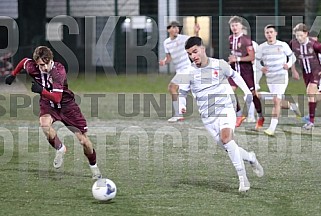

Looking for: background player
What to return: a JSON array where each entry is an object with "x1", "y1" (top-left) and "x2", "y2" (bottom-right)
[
  {"x1": 301, "y1": 30, "x2": 321, "y2": 123},
  {"x1": 256, "y1": 25, "x2": 299, "y2": 136},
  {"x1": 159, "y1": 21, "x2": 200, "y2": 122},
  {"x1": 290, "y1": 23, "x2": 321, "y2": 130},
  {"x1": 178, "y1": 36, "x2": 264, "y2": 192},
  {"x1": 242, "y1": 27, "x2": 258, "y2": 123},
  {"x1": 227, "y1": 16, "x2": 264, "y2": 129},
  {"x1": 5, "y1": 46, "x2": 102, "y2": 179}
]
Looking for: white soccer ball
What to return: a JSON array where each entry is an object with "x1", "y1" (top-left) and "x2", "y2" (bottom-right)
[{"x1": 92, "y1": 178, "x2": 117, "y2": 201}]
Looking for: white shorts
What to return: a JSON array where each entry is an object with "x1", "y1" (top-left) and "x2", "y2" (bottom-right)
[
  {"x1": 267, "y1": 75, "x2": 288, "y2": 99},
  {"x1": 170, "y1": 67, "x2": 190, "y2": 85},
  {"x1": 204, "y1": 108, "x2": 236, "y2": 142}
]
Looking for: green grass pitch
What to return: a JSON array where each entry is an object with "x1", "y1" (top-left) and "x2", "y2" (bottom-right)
[{"x1": 0, "y1": 74, "x2": 321, "y2": 215}]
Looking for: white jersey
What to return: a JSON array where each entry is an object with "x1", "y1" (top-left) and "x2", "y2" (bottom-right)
[
  {"x1": 178, "y1": 58, "x2": 236, "y2": 125},
  {"x1": 252, "y1": 40, "x2": 258, "y2": 71},
  {"x1": 256, "y1": 40, "x2": 296, "y2": 83},
  {"x1": 163, "y1": 34, "x2": 191, "y2": 72}
]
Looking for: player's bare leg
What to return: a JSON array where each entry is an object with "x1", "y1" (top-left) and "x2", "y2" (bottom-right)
[
  {"x1": 40, "y1": 114, "x2": 66, "y2": 168},
  {"x1": 280, "y1": 100, "x2": 301, "y2": 117},
  {"x1": 168, "y1": 82, "x2": 184, "y2": 122},
  {"x1": 75, "y1": 132, "x2": 102, "y2": 179},
  {"x1": 258, "y1": 92, "x2": 301, "y2": 118}
]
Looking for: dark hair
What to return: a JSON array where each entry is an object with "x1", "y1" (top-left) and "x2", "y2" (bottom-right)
[
  {"x1": 264, "y1": 24, "x2": 277, "y2": 31},
  {"x1": 167, "y1": 21, "x2": 181, "y2": 30},
  {"x1": 185, "y1": 36, "x2": 203, "y2": 49},
  {"x1": 293, "y1": 23, "x2": 309, "y2": 33},
  {"x1": 33, "y1": 46, "x2": 53, "y2": 64}
]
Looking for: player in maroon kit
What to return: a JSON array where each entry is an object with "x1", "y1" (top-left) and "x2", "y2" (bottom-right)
[
  {"x1": 290, "y1": 23, "x2": 321, "y2": 130},
  {"x1": 227, "y1": 16, "x2": 264, "y2": 130},
  {"x1": 5, "y1": 46, "x2": 102, "y2": 179}
]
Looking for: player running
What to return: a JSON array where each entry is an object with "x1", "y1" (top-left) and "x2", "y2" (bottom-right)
[
  {"x1": 256, "y1": 24, "x2": 300, "y2": 136},
  {"x1": 290, "y1": 23, "x2": 321, "y2": 130},
  {"x1": 177, "y1": 36, "x2": 264, "y2": 192},
  {"x1": 159, "y1": 21, "x2": 200, "y2": 122},
  {"x1": 227, "y1": 16, "x2": 264, "y2": 129},
  {"x1": 5, "y1": 46, "x2": 102, "y2": 179}
]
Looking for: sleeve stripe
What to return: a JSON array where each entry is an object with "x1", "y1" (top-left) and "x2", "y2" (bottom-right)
[
  {"x1": 52, "y1": 89, "x2": 63, "y2": 92},
  {"x1": 23, "y1": 58, "x2": 32, "y2": 69}
]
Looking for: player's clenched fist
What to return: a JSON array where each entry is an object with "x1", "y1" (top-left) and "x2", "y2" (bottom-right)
[
  {"x1": 5, "y1": 74, "x2": 16, "y2": 85},
  {"x1": 31, "y1": 81, "x2": 43, "y2": 94}
]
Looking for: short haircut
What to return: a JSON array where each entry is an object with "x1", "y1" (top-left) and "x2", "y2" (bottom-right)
[
  {"x1": 185, "y1": 36, "x2": 203, "y2": 50},
  {"x1": 33, "y1": 46, "x2": 53, "y2": 64},
  {"x1": 167, "y1": 21, "x2": 181, "y2": 30},
  {"x1": 264, "y1": 24, "x2": 277, "y2": 32},
  {"x1": 228, "y1": 16, "x2": 243, "y2": 25},
  {"x1": 293, "y1": 23, "x2": 309, "y2": 33}
]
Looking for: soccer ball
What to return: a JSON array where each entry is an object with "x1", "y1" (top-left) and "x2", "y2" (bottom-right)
[{"x1": 92, "y1": 178, "x2": 117, "y2": 201}]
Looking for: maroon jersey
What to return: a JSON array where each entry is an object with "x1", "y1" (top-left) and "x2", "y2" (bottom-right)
[
  {"x1": 24, "y1": 59, "x2": 75, "y2": 107},
  {"x1": 229, "y1": 34, "x2": 254, "y2": 75},
  {"x1": 290, "y1": 38, "x2": 321, "y2": 86},
  {"x1": 24, "y1": 59, "x2": 87, "y2": 133}
]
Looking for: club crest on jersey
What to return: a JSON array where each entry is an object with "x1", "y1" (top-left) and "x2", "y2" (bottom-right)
[
  {"x1": 309, "y1": 48, "x2": 314, "y2": 54},
  {"x1": 238, "y1": 43, "x2": 242, "y2": 48},
  {"x1": 213, "y1": 70, "x2": 219, "y2": 77}
]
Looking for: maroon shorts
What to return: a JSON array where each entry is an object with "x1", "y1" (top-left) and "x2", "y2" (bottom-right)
[
  {"x1": 228, "y1": 72, "x2": 255, "y2": 91},
  {"x1": 40, "y1": 101, "x2": 88, "y2": 134},
  {"x1": 303, "y1": 72, "x2": 319, "y2": 87}
]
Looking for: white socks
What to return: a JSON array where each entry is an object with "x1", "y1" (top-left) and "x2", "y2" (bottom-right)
[
  {"x1": 224, "y1": 140, "x2": 246, "y2": 177},
  {"x1": 90, "y1": 164, "x2": 98, "y2": 168},
  {"x1": 58, "y1": 144, "x2": 65, "y2": 152},
  {"x1": 238, "y1": 147, "x2": 252, "y2": 162},
  {"x1": 268, "y1": 118, "x2": 278, "y2": 132},
  {"x1": 248, "y1": 102, "x2": 255, "y2": 119},
  {"x1": 244, "y1": 95, "x2": 255, "y2": 119},
  {"x1": 172, "y1": 100, "x2": 179, "y2": 117}
]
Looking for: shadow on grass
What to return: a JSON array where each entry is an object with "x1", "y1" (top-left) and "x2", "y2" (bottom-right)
[
  {"x1": 171, "y1": 176, "x2": 266, "y2": 197},
  {"x1": 171, "y1": 178, "x2": 236, "y2": 194},
  {"x1": 92, "y1": 200, "x2": 116, "y2": 205},
  {"x1": 2, "y1": 167, "x2": 91, "y2": 180}
]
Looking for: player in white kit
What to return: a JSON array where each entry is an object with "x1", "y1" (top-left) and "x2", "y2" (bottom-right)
[
  {"x1": 175, "y1": 36, "x2": 264, "y2": 192},
  {"x1": 159, "y1": 21, "x2": 200, "y2": 122},
  {"x1": 242, "y1": 27, "x2": 259, "y2": 123},
  {"x1": 255, "y1": 25, "x2": 299, "y2": 136}
]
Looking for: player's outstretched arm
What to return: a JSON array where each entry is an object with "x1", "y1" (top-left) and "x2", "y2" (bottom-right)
[{"x1": 5, "y1": 58, "x2": 30, "y2": 85}]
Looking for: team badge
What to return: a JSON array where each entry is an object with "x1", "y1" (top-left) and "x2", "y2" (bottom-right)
[
  {"x1": 213, "y1": 70, "x2": 219, "y2": 77},
  {"x1": 238, "y1": 43, "x2": 242, "y2": 48},
  {"x1": 309, "y1": 48, "x2": 314, "y2": 54}
]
